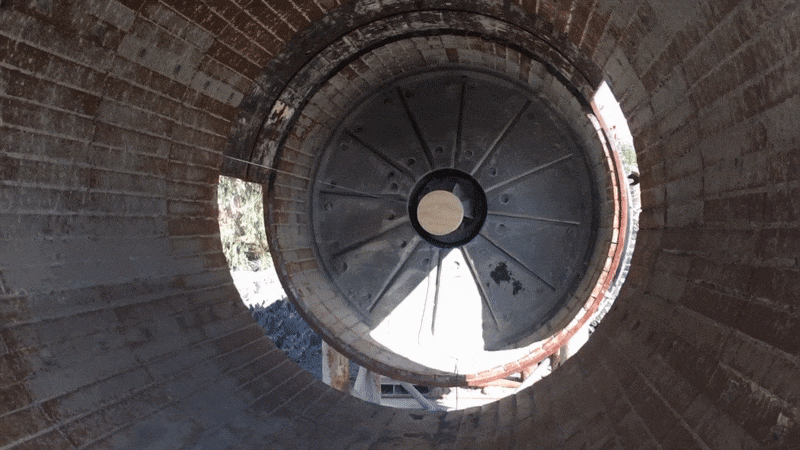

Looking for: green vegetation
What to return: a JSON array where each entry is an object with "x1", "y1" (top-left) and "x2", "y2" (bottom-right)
[
  {"x1": 217, "y1": 175, "x2": 272, "y2": 271},
  {"x1": 618, "y1": 141, "x2": 638, "y2": 172}
]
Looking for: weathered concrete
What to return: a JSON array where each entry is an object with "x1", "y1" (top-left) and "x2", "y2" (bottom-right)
[{"x1": 1, "y1": 0, "x2": 799, "y2": 448}]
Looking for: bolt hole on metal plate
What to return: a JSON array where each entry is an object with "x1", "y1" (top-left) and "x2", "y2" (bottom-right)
[{"x1": 300, "y1": 68, "x2": 601, "y2": 382}]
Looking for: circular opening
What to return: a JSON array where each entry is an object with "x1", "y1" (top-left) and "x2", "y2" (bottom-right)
[
  {"x1": 416, "y1": 190, "x2": 464, "y2": 236},
  {"x1": 258, "y1": 23, "x2": 632, "y2": 400},
  {"x1": 222, "y1": 75, "x2": 640, "y2": 410},
  {"x1": 408, "y1": 168, "x2": 488, "y2": 248}
]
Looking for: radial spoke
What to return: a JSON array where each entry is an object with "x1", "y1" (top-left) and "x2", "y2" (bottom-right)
[
  {"x1": 369, "y1": 237, "x2": 423, "y2": 312},
  {"x1": 484, "y1": 153, "x2": 574, "y2": 193},
  {"x1": 331, "y1": 218, "x2": 410, "y2": 260},
  {"x1": 460, "y1": 246, "x2": 502, "y2": 330},
  {"x1": 224, "y1": 154, "x2": 396, "y2": 200},
  {"x1": 318, "y1": 188, "x2": 407, "y2": 204},
  {"x1": 470, "y1": 100, "x2": 531, "y2": 176},
  {"x1": 452, "y1": 77, "x2": 467, "y2": 169},
  {"x1": 396, "y1": 86, "x2": 435, "y2": 170},
  {"x1": 346, "y1": 130, "x2": 417, "y2": 181},
  {"x1": 478, "y1": 232, "x2": 556, "y2": 290},
  {"x1": 431, "y1": 247, "x2": 444, "y2": 335},
  {"x1": 487, "y1": 211, "x2": 580, "y2": 226}
]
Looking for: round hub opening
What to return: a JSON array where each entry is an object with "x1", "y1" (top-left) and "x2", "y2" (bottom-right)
[
  {"x1": 416, "y1": 190, "x2": 464, "y2": 236},
  {"x1": 408, "y1": 169, "x2": 487, "y2": 248}
]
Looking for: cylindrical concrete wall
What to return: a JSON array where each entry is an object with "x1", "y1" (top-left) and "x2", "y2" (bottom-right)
[{"x1": 0, "y1": 1, "x2": 798, "y2": 449}]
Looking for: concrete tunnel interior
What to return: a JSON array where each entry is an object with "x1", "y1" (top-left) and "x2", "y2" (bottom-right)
[{"x1": 1, "y1": 0, "x2": 799, "y2": 449}]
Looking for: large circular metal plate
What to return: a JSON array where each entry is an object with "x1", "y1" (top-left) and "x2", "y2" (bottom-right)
[
  {"x1": 240, "y1": 2, "x2": 637, "y2": 386},
  {"x1": 311, "y1": 70, "x2": 595, "y2": 352},
  {"x1": 257, "y1": 24, "x2": 623, "y2": 385}
]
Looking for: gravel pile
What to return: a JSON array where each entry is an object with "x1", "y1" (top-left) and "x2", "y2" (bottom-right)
[{"x1": 250, "y1": 299, "x2": 323, "y2": 380}]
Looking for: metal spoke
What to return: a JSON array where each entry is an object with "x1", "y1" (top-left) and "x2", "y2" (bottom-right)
[
  {"x1": 460, "y1": 246, "x2": 502, "y2": 329},
  {"x1": 224, "y1": 155, "x2": 400, "y2": 200},
  {"x1": 396, "y1": 86, "x2": 435, "y2": 170},
  {"x1": 478, "y1": 232, "x2": 556, "y2": 290},
  {"x1": 346, "y1": 130, "x2": 417, "y2": 181},
  {"x1": 368, "y1": 237, "x2": 423, "y2": 312},
  {"x1": 487, "y1": 211, "x2": 580, "y2": 226},
  {"x1": 470, "y1": 100, "x2": 531, "y2": 176},
  {"x1": 431, "y1": 247, "x2": 444, "y2": 335},
  {"x1": 318, "y1": 188, "x2": 407, "y2": 205},
  {"x1": 331, "y1": 218, "x2": 410, "y2": 260},
  {"x1": 484, "y1": 153, "x2": 574, "y2": 193},
  {"x1": 452, "y1": 77, "x2": 467, "y2": 169}
]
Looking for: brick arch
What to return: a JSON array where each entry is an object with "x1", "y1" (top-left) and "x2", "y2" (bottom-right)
[{"x1": 0, "y1": 1, "x2": 798, "y2": 449}]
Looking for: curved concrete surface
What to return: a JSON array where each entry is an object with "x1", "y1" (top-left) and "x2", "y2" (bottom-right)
[{"x1": 1, "y1": 1, "x2": 798, "y2": 449}]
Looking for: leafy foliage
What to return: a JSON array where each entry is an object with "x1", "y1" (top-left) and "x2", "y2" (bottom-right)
[
  {"x1": 619, "y1": 141, "x2": 638, "y2": 172},
  {"x1": 217, "y1": 176, "x2": 271, "y2": 271}
]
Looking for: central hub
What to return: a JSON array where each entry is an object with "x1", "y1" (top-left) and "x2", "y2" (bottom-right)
[
  {"x1": 417, "y1": 190, "x2": 464, "y2": 236},
  {"x1": 408, "y1": 169, "x2": 487, "y2": 248}
]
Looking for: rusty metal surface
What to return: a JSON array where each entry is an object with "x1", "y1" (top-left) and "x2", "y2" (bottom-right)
[{"x1": 322, "y1": 341, "x2": 351, "y2": 392}]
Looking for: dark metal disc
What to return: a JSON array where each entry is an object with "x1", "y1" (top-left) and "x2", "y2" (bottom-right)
[{"x1": 310, "y1": 69, "x2": 595, "y2": 351}]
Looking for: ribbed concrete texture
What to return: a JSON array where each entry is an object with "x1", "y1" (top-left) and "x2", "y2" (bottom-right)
[{"x1": 0, "y1": 1, "x2": 798, "y2": 449}]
